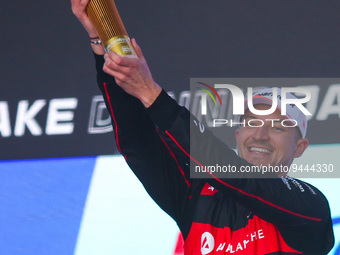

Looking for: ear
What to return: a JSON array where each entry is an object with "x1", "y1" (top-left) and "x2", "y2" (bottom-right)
[{"x1": 293, "y1": 138, "x2": 309, "y2": 158}]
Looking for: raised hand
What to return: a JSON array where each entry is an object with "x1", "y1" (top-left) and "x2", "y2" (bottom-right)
[
  {"x1": 71, "y1": 0, "x2": 105, "y2": 54},
  {"x1": 103, "y1": 38, "x2": 162, "y2": 107}
]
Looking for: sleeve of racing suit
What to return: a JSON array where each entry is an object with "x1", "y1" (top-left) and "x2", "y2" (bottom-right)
[
  {"x1": 93, "y1": 53, "x2": 197, "y2": 232},
  {"x1": 146, "y1": 89, "x2": 334, "y2": 253}
]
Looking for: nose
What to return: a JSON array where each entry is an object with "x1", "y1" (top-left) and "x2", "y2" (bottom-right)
[{"x1": 252, "y1": 126, "x2": 270, "y2": 141}]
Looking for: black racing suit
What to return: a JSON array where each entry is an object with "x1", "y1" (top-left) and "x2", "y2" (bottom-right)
[{"x1": 94, "y1": 54, "x2": 334, "y2": 254}]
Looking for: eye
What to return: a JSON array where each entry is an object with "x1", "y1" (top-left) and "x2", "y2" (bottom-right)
[
  {"x1": 273, "y1": 126, "x2": 283, "y2": 131},
  {"x1": 245, "y1": 118, "x2": 263, "y2": 127}
]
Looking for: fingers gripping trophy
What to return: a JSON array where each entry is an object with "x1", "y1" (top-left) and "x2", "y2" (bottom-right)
[{"x1": 86, "y1": 0, "x2": 136, "y2": 57}]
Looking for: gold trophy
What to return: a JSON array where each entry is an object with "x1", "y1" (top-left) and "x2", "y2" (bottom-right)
[{"x1": 86, "y1": 0, "x2": 136, "y2": 57}]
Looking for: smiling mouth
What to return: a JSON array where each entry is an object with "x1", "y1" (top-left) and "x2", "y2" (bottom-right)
[{"x1": 249, "y1": 147, "x2": 271, "y2": 154}]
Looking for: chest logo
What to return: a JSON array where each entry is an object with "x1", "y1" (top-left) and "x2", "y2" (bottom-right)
[{"x1": 201, "y1": 232, "x2": 215, "y2": 254}]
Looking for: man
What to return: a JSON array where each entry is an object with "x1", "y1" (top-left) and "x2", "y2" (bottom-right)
[{"x1": 72, "y1": 0, "x2": 334, "y2": 253}]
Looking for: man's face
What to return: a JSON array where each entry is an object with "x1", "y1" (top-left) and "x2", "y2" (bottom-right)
[{"x1": 235, "y1": 104, "x2": 308, "y2": 168}]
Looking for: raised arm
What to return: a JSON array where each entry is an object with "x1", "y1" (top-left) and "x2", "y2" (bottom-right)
[{"x1": 71, "y1": 0, "x2": 195, "y2": 230}]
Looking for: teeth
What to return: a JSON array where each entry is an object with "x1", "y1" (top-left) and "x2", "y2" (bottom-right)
[{"x1": 250, "y1": 147, "x2": 271, "y2": 153}]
